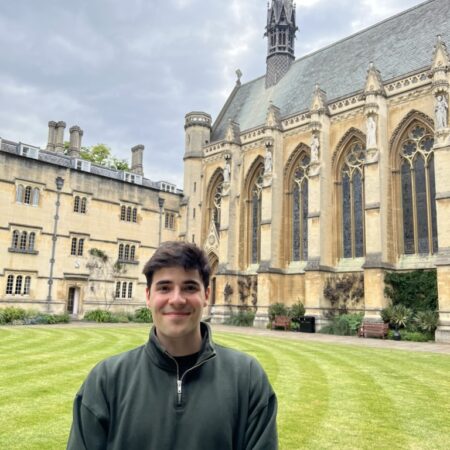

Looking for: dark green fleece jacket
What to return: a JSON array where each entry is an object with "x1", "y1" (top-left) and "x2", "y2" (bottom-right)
[{"x1": 67, "y1": 323, "x2": 278, "y2": 450}]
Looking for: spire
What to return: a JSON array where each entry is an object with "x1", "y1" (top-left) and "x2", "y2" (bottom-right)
[{"x1": 265, "y1": 0, "x2": 297, "y2": 88}]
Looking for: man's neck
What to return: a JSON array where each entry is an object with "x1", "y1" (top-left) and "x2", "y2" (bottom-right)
[{"x1": 157, "y1": 328, "x2": 203, "y2": 357}]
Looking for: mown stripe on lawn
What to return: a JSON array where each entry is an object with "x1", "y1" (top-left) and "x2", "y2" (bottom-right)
[
  {"x1": 1, "y1": 326, "x2": 450, "y2": 450},
  {"x1": 216, "y1": 334, "x2": 331, "y2": 450}
]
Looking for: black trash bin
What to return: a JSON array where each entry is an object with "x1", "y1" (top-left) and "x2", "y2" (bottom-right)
[{"x1": 299, "y1": 316, "x2": 315, "y2": 333}]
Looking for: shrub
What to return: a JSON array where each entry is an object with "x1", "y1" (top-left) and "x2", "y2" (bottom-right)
[
  {"x1": 134, "y1": 307, "x2": 153, "y2": 323},
  {"x1": 384, "y1": 270, "x2": 437, "y2": 311},
  {"x1": 415, "y1": 310, "x2": 439, "y2": 333},
  {"x1": 388, "y1": 329, "x2": 432, "y2": 342},
  {"x1": 84, "y1": 309, "x2": 115, "y2": 323},
  {"x1": 1, "y1": 307, "x2": 27, "y2": 323},
  {"x1": 319, "y1": 313, "x2": 363, "y2": 336},
  {"x1": 390, "y1": 304, "x2": 413, "y2": 330},
  {"x1": 224, "y1": 310, "x2": 255, "y2": 327},
  {"x1": 289, "y1": 302, "x2": 305, "y2": 322},
  {"x1": 268, "y1": 303, "x2": 288, "y2": 322},
  {"x1": 380, "y1": 306, "x2": 394, "y2": 324}
]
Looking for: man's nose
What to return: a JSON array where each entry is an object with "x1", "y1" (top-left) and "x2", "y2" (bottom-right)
[{"x1": 169, "y1": 287, "x2": 186, "y2": 305}]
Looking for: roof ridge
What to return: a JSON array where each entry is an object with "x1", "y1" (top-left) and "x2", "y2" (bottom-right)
[{"x1": 292, "y1": 0, "x2": 435, "y2": 67}]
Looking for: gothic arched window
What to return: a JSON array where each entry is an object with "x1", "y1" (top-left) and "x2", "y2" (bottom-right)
[
  {"x1": 249, "y1": 167, "x2": 264, "y2": 264},
  {"x1": 400, "y1": 123, "x2": 437, "y2": 254},
  {"x1": 341, "y1": 141, "x2": 366, "y2": 258},
  {"x1": 292, "y1": 154, "x2": 310, "y2": 261},
  {"x1": 213, "y1": 182, "x2": 223, "y2": 231},
  {"x1": 207, "y1": 172, "x2": 224, "y2": 234}
]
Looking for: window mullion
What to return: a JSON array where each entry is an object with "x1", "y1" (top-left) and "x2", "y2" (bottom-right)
[
  {"x1": 410, "y1": 167, "x2": 419, "y2": 254},
  {"x1": 424, "y1": 158, "x2": 433, "y2": 255}
]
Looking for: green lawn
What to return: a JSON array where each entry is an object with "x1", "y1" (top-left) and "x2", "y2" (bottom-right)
[{"x1": 1, "y1": 325, "x2": 449, "y2": 450}]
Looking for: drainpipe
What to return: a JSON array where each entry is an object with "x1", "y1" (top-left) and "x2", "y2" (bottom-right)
[{"x1": 47, "y1": 176, "x2": 64, "y2": 312}]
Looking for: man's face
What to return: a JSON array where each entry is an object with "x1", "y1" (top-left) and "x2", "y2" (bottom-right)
[{"x1": 146, "y1": 266, "x2": 209, "y2": 347}]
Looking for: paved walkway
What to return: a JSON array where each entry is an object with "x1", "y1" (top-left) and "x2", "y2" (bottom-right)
[
  {"x1": 211, "y1": 324, "x2": 450, "y2": 355},
  {"x1": 55, "y1": 321, "x2": 450, "y2": 355}
]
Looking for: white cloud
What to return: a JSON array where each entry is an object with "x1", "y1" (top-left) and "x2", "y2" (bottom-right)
[{"x1": 0, "y1": 0, "x2": 427, "y2": 186}]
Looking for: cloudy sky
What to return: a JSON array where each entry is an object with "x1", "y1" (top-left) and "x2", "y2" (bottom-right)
[{"x1": 0, "y1": 0, "x2": 425, "y2": 186}]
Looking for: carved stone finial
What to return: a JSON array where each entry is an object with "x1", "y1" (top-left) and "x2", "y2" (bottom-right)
[
  {"x1": 364, "y1": 62, "x2": 386, "y2": 97},
  {"x1": 225, "y1": 119, "x2": 241, "y2": 144},
  {"x1": 431, "y1": 35, "x2": 450, "y2": 73},
  {"x1": 265, "y1": 102, "x2": 282, "y2": 129},
  {"x1": 310, "y1": 84, "x2": 329, "y2": 115}
]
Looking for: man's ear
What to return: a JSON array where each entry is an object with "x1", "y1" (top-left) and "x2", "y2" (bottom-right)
[
  {"x1": 145, "y1": 287, "x2": 151, "y2": 308},
  {"x1": 204, "y1": 286, "x2": 210, "y2": 306}
]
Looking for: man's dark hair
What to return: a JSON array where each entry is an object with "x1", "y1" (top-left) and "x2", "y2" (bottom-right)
[{"x1": 143, "y1": 241, "x2": 211, "y2": 289}]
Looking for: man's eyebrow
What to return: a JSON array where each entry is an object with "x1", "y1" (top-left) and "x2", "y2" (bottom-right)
[
  {"x1": 182, "y1": 280, "x2": 201, "y2": 286},
  {"x1": 155, "y1": 280, "x2": 173, "y2": 286}
]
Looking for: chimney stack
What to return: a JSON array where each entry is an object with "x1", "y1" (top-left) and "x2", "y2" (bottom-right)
[
  {"x1": 131, "y1": 144, "x2": 144, "y2": 176},
  {"x1": 68, "y1": 126, "x2": 84, "y2": 158},
  {"x1": 54, "y1": 121, "x2": 66, "y2": 153},
  {"x1": 46, "y1": 121, "x2": 57, "y2": 151}
]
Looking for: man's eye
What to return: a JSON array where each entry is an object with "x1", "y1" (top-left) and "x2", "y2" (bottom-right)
[
  {"x1": 157, "y1": 286, "x2": 170, "y2": 292},
  {"x1": 184, "y1": 285, "x2": 198, "y2": 292}
]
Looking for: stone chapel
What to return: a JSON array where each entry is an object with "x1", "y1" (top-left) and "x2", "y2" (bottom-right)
[{"x1": 180, "y1": 0, "x2": 450, "y2": 342}]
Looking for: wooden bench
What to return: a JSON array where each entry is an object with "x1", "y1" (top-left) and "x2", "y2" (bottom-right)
[
  {"x1": 358, "y1": 322, "x2": 389, "y2": 339},
  {"x1": 272, "y1": 315, "x2": 291, "y2": 331}
]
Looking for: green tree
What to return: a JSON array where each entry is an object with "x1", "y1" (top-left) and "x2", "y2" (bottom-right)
[{"x1": 64, "y1": 142, "x2": 130, "y2": 171}]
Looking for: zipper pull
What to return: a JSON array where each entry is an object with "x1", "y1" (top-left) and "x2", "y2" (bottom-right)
[{"x1": 177, "y1": 379, "x2": 182, "y2": 405}]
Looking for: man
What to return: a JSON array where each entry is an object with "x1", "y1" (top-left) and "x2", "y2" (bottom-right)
[{"x1": 67, "y1": 241, "x2": 278, "y2": 449}]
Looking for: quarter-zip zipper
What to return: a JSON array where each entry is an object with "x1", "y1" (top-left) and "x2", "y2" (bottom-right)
[{"x1": 166, "y1": 351, "x2": 216, "y2": 406}]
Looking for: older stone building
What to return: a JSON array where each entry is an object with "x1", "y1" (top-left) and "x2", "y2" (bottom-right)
[
  {"x1": 0, "y1": 122, "x2": 181, "y2": 316},
  {"x1": 180, "y1": 0, "x2": 450, "y2": 342}
]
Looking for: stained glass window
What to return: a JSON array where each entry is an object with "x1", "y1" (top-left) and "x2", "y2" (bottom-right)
[
  {"x1": 213, "y1": 181, "x2": 223, "y2": 231},
  {"x1": 250, "y1": 168, "x2": 264, "y2": 264},
  {"x1": 400, "y1": 123, "x2": 438, "y2": 254},
  {"x1": 341, "y1": 141, "x2": 365, "y2": 258},
  {"x1": 291, "y1": 154, "x2": 310, "y2": 261}
]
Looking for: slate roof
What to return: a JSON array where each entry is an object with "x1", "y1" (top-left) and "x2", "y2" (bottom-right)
[
  {"x1": 212, "y1": 0, "x2": 450, "y2": 142},
  {"x1": 0, "y1": 139, "x2": 181, "y2": 193}
]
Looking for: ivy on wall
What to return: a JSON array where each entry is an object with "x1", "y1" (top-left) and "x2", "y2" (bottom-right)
[{"x1": 384, "y1": 270, "x2": 437, "y2": 312}]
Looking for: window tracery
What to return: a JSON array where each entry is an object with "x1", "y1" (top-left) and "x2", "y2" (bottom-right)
[
  {"x1": 399, "y1": 123, "x2": 437, "y2": 254},
  {"x1": 250, "y1": 167, "x2": 264, "y2": 264},
  {"x1": 291, "y1": 154, "x2": 310, "y2": 261},
  {"x1": 341, "y1": 141, "x2": 366, "y2": 258}
]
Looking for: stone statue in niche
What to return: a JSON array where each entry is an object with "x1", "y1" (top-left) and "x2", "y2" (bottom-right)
[
  {"x1": 223, "y1": 159, "x2": 231, "y2": 183},
  {"x1": 366, "y1": 115, "x2": 377, "y2": 148},
  {"x1": 310, "y1": 134, "x2": 320, "y2": 162},
  {"x1": 264, "y1": 148, "x2": 273, "y2": 174},
  {"x1": 435, "y1": 95, "x2": 448, "y2": 130}
]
